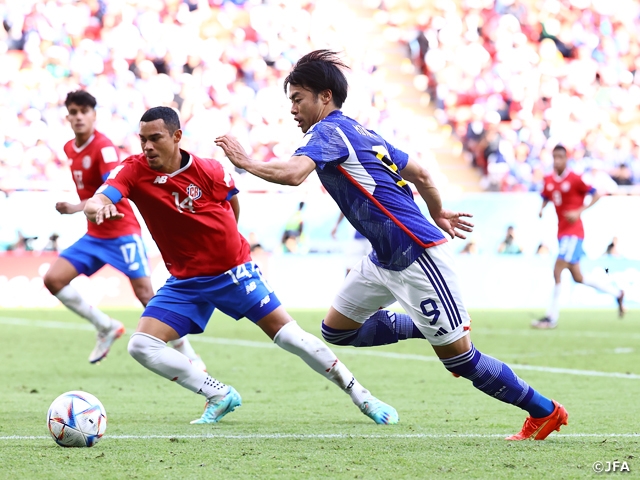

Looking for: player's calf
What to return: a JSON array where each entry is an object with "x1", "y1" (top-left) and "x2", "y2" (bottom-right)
[
  {"x1": 274, "y1": 320, "x2": 398, "y2": 424},
  {"x1": 442, "y1": 343, "x2": 565, "y2": 439},
  {"x1": 128, "y1": 332, "x2": 236, "y2": 421},
  {"x1": 321, "y1": 310, "x2": 424, "y2": 347}
]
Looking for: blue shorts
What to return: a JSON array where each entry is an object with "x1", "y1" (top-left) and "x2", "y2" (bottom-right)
[
  {"x1": 60, "y1": 234, "x2": 150, "y2": 278},
  {"x1": 557, "y1": 236, "x2": 584, "y2": 264},
  {"x1": 143, "y1": 261, "x2": 281, "y2": 337}
]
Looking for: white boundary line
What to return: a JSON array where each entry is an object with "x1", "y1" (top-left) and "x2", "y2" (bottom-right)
[
  {"x1": 1, "y1": 433, "x2": 639, "y2": 441},
  {"x1": 2, "y1": 316, "x2": 639, "y2": 380}
]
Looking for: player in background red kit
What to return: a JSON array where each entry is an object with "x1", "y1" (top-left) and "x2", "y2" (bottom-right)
[
  {"x1": 532, "y1": 145, "x2": 624, "y2": 329},
  {"x1": 43, "y1": 90, "x2": 206, "y2": 368}
]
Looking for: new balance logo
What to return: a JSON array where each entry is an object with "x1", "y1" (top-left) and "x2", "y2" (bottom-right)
[
  {"x1": 434, "y1": 327, "x2": 448, "y2": 337},
  {"x1": 259, "y1": 295, "x2": 270, "y2": 307},
  {"x1": 245, "y1": 281, "x2": 256, "y2": 295},
  {"x1": 154, "y1": 176, "x2": 168, "y2": 184}
]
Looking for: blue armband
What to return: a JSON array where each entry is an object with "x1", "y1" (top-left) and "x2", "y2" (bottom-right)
[{"x1": 97, "y1": 184, "x2": 123, "y2": 203}]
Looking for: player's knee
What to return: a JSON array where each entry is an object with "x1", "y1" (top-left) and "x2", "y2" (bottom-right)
[
  {"x1": 320, "y1": 320, "x2": 358, "y2": 346},
  {"x1": 128, "y1": 332, "x2": 162, "y2": 364},
  {"x1": 42, "y1": 273, "x2": 64, "y2": 294}
]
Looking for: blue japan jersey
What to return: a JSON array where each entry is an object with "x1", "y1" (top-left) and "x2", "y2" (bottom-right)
[{"x1": 294, "y1": 111, "x2": 446, "y2": 271}]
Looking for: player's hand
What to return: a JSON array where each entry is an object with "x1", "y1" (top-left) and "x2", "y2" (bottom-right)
[
  {"x1": 94, "y1": 204, "x2": 124, "y2": 225},
  {"x1": 538, "y1": 210, "x2": 543, "y2": 218},
  {"x1": 435, "y1": 210, "x2": 474, "y2": 240},
  {"x1": 55, "y1": 202, "x2": 77, "y2": 215},
  {"x1": 215, "y1": 134, "x2": 249, "y2": 169},
  {"x1": 564, "y1": 210, "x2": 581, "y2": 224}
]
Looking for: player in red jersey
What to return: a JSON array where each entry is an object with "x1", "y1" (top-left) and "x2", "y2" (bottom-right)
[
  {"x1": 83, "y1": 106, "x2": 397, "y2": 425},
  {"x1": 532, "y1": 145, "x2": 624, "y2": 329},
  {"x1": 44, "y1": 91, "x2": 206, "y2": 368}
]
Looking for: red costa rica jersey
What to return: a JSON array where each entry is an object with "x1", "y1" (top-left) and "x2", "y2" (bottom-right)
[
  {"x1": 541, "y1": 170, "x2": 594, "y2": 239},
  {"x1": 103, "y1": 151, "x2": 251, "y2": 279},
  {"x1": 63, "y1": 130, "x2": 141, "y2": 238}
]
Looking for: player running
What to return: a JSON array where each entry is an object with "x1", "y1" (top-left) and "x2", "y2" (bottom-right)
[
  {"x1": 44, "y1": 91, "x2": 205, "y2": 369},
  {"x1": 216, "y1": 50, "x2": 568, "y2": 440},
  {"x1": 532, "y1": 145, "x2": 624, "y2": 329},
  {"x1": 84, "y1": 106, "x2": 397, "y2": 425}
]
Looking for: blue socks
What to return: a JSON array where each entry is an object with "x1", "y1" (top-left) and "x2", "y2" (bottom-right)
[
  {"x1": 441, "y1": 344, "x2": 555, "y2": 418},
  {"x1": 321, "y1": 310, "x2": 425, "y2": 347}
]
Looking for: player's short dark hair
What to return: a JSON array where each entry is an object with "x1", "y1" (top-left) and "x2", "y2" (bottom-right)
[
  {"x1": 65, "y1": 90, "x2": 97, "y2": 109},
  {"x1": 283, "y1": 50, "x2": 349, "y2": 108},
  {"x1": 140, "y1": 107, "x2": 181, "y2": 134},
  {"x1": 553, "y1": 144, "x2": 567, "y2": 155}
]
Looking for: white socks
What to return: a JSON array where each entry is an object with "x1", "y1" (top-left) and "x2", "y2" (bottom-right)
[
  {"x1": 169, "y1": 337, "x2": 199, "y2": 361},
  {"x1": 546, "y1": 283, "x2": 562, "y2": 322},
  {"x1": 55, "y1": 285, "x2": 112, "y2": 332},
  {"x1": 547, "y1": 274, "x2": 622, "y2": 323},
  {"x1": 582, "y1": 273, "x2": 622, "y2": 298},
  {"x1": 128, "y1": 332, "x2": 226, "y2": 399},
  {"x1": 273, "y1": 321, "x2": 370, "y2": 406}
]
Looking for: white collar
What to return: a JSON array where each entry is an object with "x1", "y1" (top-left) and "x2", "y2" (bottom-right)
[
  {"x1": 167, "y1": 154, "x2": 193, "y2": 177},
  {"x1": 72, "y1": 133, "x2": 95, "y2": 153},
  {"x1": 552, "y1": 169, "x2": 570, "y2": 181}
]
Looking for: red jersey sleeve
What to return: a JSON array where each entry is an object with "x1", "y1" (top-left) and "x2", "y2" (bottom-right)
[
  {"x1": 104, "y1": 157, "x2": 138, "y2": 200},
  {"x1": 541, "y1": 177, "x2": 552, "y2": 201},
  {"x1": 574, "y1": 174, "x2": 593, "y2": 196},
  {"x1": 209, "y1": 160, "x2": 239, "y2": 202},
  {"x1": 94, "y1": 138, "x2": 121, "y2": 179}
]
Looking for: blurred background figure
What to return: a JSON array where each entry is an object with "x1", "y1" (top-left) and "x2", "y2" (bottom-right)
[
  {"x1": 498, "y1": 226, "x2": 523, "y2": 254},
  {"x1": 281, "y1": 201, "x2": 305, "y2": 254}
]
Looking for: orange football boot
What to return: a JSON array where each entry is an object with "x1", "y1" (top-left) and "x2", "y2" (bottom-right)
[{"x1": 506, "y1": 400, "x2": 568, "y2": 440}]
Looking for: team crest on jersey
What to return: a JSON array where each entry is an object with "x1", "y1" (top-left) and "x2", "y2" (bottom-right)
[
  {"x1": 82, "y1": 155, "x2": 92, "y2": 169},
  {"x1": 546, "y1": 183, "x2": 553, "y2": 191},
  {"x1": 561, "y1": 181, "x2": 571, "y2": 192},
  {"x1": 186, "y1": 183, "x2": 202, "y2": 200}
]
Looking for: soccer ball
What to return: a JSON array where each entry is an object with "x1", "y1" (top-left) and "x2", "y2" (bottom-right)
[{"x1": 47, "y1": 391, "x2": 107, "y2": 447}]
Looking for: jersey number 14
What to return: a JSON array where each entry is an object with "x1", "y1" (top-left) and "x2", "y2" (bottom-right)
[{"x1": 171, "y1": 192, "x2": 195, "y2": 213}]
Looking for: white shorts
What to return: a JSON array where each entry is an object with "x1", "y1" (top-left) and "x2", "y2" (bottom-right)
[{"x1": 332, "y1": 243, "x2": 471, "y2": 346}]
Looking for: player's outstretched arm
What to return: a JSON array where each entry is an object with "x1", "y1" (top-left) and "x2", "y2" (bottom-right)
[
  {"x1": 55, "y1": 200, "x2": 88, "y2": 215},
  {"x1": 400, "y1": 158, "x2": 474, "y2": 240},
  {"x1": 216, "y1": 134, "x2": 316, "y2": 186},
  {"x1": 84, "y1": 193, "x2": 124, "y2": 225}
]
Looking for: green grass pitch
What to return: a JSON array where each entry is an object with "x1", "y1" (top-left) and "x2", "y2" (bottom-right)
[{"x1": 0, "y1": 308, "x2": 638, "y2": 479}]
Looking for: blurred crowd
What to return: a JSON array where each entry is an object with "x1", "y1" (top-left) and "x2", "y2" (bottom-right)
[
  {"x1": 1, "y1": 0, "x2": 438, "y2": 194},
  {"x1": 389, "y1": 0, "x2": 640, "y2": 191}
]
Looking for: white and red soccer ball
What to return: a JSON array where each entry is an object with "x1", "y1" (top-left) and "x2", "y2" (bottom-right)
[{"x1": 47, "y1": 391, "x2": 107, "y2": 447}]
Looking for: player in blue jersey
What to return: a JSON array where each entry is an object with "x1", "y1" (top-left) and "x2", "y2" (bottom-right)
[{"x1": 216, "y1": 50, "x2": 568, "y2": 440}]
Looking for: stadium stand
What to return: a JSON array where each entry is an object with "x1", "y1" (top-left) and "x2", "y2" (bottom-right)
[{"x1": 379, "y1": 0, "x2": 640, "y2": 192}]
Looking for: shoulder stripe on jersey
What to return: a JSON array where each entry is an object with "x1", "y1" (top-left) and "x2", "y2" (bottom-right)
[{"x1": 336, "y1": 164, "x2": 447, "y2": 249}]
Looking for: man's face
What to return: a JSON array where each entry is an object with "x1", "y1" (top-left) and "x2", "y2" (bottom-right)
[
  {"x1": 289, "y1": 85, "x2": 324, "y2": 133},
  {"x1": 66, "y1": 103, "x2": 96, "y2": 137},
  {"x1": 552, "y1": 149, "x2": 567, "y2": 173},
  {"x1": 139, "y1": 119, "x2": 180, "y2": 171}
]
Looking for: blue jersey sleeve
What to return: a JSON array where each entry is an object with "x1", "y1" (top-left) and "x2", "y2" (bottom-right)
[
  {"x1": 293, "y1": 123, "x2": 350, "y2": 169},
  {"x1": 385, "y1": 141, "x2": 409, "y2": 171}
]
